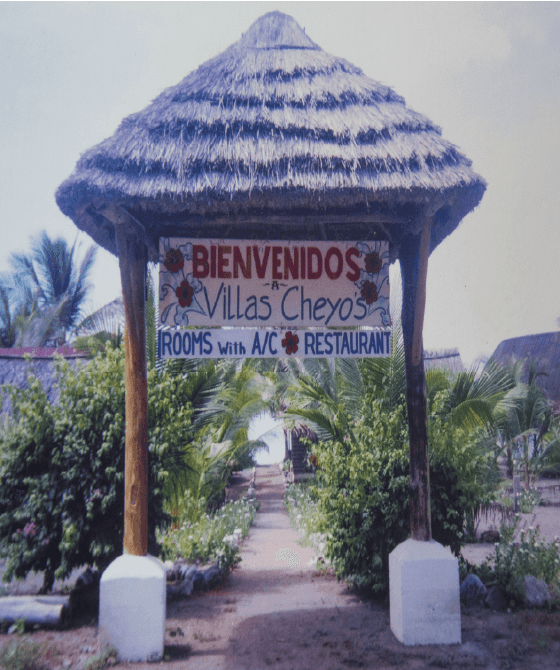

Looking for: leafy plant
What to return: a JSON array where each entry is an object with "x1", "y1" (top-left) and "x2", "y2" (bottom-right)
[
  {"x1": 82, "y1": 647, "x2": 118, "y2": 670},
  {"x1": 485, "y1": 523, "x2": 560, "y2": 603},
  {"x1": 306, "y1": 396, "x2": 496, "y2": 595},
  {"x1": 0, "y1": 344, "x2": 196, "y2": 591},
  {"x1": 0, "y1": 637, "x2": 55, "y2": 670}
]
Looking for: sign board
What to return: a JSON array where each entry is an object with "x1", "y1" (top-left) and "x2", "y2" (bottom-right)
[
  {"x1": 158, "y1": 328, "x2": 391, "y2": 359},
  {"x1": 159, "y1": 238, "x2": 390, "y2": 329}
]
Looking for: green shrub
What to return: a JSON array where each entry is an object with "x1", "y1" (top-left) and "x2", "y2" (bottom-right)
[
  {"x1": 486, "y1": 518, "x2": 560, "y2": 602},
  {"x1": 283, "y1": 482, "x2": 321, "y2": 540},
  {"x1": 0, "y1": 637, "x2": 54, "y2": 670},
  {"x1": 310, "y1": 400, "x2": 495, "y2": 595},
  {"x1": 0, "y1": 344, "x2": 195, "y2": 591}
]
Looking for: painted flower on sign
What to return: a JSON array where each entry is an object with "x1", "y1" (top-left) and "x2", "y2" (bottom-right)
[
  {"x1": 360, "y1": 279, "x2": 378, "y2": 305},
  {"x1": 176, "y1": 280, "x2": 195, "y2": 308},
  {"x1": 281, "y1": 331, "x2": 299, "y2": 355},
  {"x1": 160, "y1": 236, "x2": 205, "y2": 326},
  {"x1": 164, "y1": 248, "x2": 184, "y2": 274}
]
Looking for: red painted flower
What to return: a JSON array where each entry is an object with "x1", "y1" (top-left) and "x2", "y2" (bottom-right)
[
  {"x1": 176, "y1": 280, "x2": 194, "y2": 308},
  {"x1": 281, "y1": 331, "x2": 299, "y2": 355},
  {"x1": 360, "y1": 279, "x2": 378, "y2": 305},
  {"x1": 364, "y1": 251, "x2": 382, "y2": 274},
  {"x1": 164, "y1": 248, "x2": 184, "y2": 274}
]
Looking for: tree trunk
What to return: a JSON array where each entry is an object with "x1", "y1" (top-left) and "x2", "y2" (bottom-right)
[{"x1": 0, "y1": 596, "x2": 69, "y2": 627}]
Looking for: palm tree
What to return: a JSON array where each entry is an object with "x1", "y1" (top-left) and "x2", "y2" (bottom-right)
[
  {"x1": 0, "y1": 274, "x2": 17, "y2": 346},
  {"x1": 285, "y1": 323, "x2": 514, "y2": 444},
  {"x1": 495, "y1": 360, "x2": 554, "y2": 484},
  {"x1": 8, "y1": 231, "x2": 97, "y2": 346}
]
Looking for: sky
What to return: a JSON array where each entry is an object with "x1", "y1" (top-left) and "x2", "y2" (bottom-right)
[{"x1": 1, "y1": 2, "x2": 559, "y2": 368}]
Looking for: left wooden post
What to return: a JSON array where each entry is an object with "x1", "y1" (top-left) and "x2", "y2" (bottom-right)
[{"x1": 115, "y1": 222, "x2": 148, "y2": 556}]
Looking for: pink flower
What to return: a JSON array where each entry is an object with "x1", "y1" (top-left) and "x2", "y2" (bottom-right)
[{"x1": 23, "y1": 522, "x2": 36, "y2": 538}]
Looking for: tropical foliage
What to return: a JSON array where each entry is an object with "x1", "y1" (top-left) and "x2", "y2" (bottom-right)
[
  {"x1": 0, "y1": 338, "x2": 269, "y2": 591},
  {"x1": 495, "y1": 360, "x2": 557, "y2": 483},
  {"x1": 0, "y1": 231, "x2": 97, "y2": 347},
  {"x1": 280, "y1": 329, "x2": 524, "y2": 594}
]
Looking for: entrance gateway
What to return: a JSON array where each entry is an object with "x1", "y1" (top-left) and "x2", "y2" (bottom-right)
[
  {"x1": 55, "y1": 11, "x2": 486, "y2": 659},
  {"x1": 158, "y1": 237, "x2": 391, "y2": 359}
]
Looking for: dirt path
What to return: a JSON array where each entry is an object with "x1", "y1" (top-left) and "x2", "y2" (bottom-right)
[
  {"x1": 2, "y1": 465, "x2": 560, "y2": 670},
  {"x1": 128, "y1": 465, "x2": 560, "y2": 670}
]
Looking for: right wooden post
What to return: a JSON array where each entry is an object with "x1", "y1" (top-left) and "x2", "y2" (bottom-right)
[{"x1": 399, "y1": 219, "x2": 432, "y2": 542}]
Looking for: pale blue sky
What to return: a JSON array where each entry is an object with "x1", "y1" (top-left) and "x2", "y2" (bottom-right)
[{"x1": 1, "y1": 2, "x2": 559, "y2": 365}]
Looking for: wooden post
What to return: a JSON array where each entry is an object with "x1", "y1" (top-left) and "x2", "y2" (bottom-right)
[
  {"x1": 115, "y1": 222, "x2": 148, "y2": 556},
  {"x1": 400, "y1": 219, "x2": 432, "y2": 542}
]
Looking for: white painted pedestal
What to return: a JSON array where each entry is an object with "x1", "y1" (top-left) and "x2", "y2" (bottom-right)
[
  {"x1": 389, "y1": 539, "x2": 461, "y2": 646},
  {"x1": 99, "y1": 554, "x2": 166, "y2": 662}
]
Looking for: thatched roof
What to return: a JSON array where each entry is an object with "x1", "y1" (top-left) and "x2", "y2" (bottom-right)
[
  {"x1": 488, "y1": 331, "x2": 560, "y2": 408},
  {"x1": 424, "y1": 348, "x2": 464, "y2": 374},
  {"x1": 56, "y1": 11, "x2": 485, "y2": 262}
]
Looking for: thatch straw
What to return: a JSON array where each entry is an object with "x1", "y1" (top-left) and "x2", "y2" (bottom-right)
[{"x1": 56, "y1": 11, "x2": 485, "y2": 261}]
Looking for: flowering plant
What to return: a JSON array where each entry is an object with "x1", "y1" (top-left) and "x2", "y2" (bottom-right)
[
  {"x1": 158, "y1": 496, "x2": 258, "y2": 569},
  {"x1": 485, "y1": 522, "x2": 560, "y2": 603}
]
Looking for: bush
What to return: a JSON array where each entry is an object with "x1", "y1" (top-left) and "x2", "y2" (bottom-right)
[
  {"x1": 310, "y1": 401, "x2": 495, "y2": 595},
  {"x1": 0, "y1": 345, "x2": 195, "y2": 591},
  {"x1": 486, "y1": 516, "x2": 560, "y2": 602}
]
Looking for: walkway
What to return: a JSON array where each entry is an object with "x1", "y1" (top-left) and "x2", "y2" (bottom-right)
[{"x1": 162, "y1": 465, "x2": 371, "y2": 670}]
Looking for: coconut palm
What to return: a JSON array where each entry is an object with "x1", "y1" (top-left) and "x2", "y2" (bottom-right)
[
  {"x1": 8, "y1": 231, "x2": 97, "y2": 346},
  {"x1": 285, "y1": 323, "x2": 514, "y2": 444},
  {"x1": 495, "y1": 360, "x2": 554, "y2": 484}
]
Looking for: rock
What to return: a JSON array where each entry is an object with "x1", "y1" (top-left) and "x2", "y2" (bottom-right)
[
  {"x1": 180, "y1": 580, "x2": 194, "y2": 597},
  {"x1": 167, "y1": 579, "x2": 194, "y2": 600},
  {"x1": 485, "y1": 585, "x2": 509, "y2": 611},
  {"x1": 460, "y1": 574, "x2": 488, "y2": 607},
  {"x1": 480, "y1": 529, "x2": 500, "y2": 543},
  {"x1": 522, "y1": 575, "x2": 551, "y2": 608},
  {"x1": 192, "y1": 570, "x2": 205, "y2": 593},
  {"x1": 203, "y1": 565, "x2": 222, "y2": 589},
  {"x1": 177, "y1": 564, "x2": 198, "y2": 582},
  {"x1": 76, "y1": 568, "x2": 100, "y2": 589},
  {"x1": 70, "y1": 568, "x2": 100, "y2": 616},
  {"x1": 166, "y1": 584, "x2": 182, "y2": 600}
]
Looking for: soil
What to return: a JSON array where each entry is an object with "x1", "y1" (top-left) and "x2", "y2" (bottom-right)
[{"x1": 1, "y1": 465, "x2": 559, "y2": 670}]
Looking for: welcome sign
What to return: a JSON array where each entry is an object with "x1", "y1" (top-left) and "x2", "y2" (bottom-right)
[
  {"x1": 158, "y1": 328, "x2": 391, "y2": 359},
  {"x1": 159, "y1": 238, "x2": 390, "y2": 329}
]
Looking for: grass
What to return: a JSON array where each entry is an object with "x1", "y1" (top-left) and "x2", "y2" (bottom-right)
[{"x1": 0, "y1": 637, "x2": 56, "y2": 670}]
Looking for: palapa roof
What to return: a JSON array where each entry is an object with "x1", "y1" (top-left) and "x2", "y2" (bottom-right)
[
  {"x1": 424, "y1": 348, "x2": 464, "y2": 374},
  {"x1": 56, "y1": 11, "x2": 486, "y2": 262},
  {"x1": 488, "y1": 331, "x2": 560, "y2": 408}
]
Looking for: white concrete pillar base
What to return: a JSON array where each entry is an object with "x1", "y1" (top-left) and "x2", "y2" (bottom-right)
[
  {"x1": 99, "y1": 554, "x2": 166, "y2": 662},
  {"x1": 389, "y1": 539, "x2": 461, "y2": 646}
]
